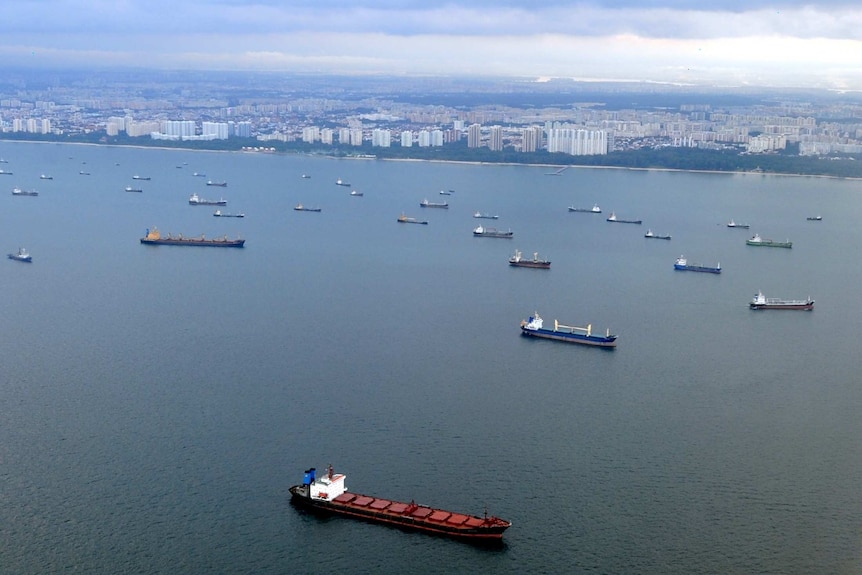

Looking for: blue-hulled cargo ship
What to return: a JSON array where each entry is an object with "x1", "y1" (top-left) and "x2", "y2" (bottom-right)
[
  {"x1": 520, "y1": 313, "x2": 617, "y2": 347},
  {"x1": 674, "y1": 255, "x2": 720, "y2": 274}
]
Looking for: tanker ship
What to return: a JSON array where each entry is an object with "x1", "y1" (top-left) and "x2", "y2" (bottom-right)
[{"x1": 140, "y1": 227, "x2": 244, "y2": 247}]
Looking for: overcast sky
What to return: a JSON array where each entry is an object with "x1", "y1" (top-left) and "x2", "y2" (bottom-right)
[{"x1": 2, "y1": 0, "x2": 862, "y2": 89}]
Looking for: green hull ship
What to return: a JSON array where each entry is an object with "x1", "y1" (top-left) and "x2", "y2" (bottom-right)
[{"x1": 746, "y1": 233, "x2": 792, "y2": 249}]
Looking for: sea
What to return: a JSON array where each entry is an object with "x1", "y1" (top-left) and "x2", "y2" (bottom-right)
[{"x1": 1, "y1": 141, "x2": 860, "y2": 575}]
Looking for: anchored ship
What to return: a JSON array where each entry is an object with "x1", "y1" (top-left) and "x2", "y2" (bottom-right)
[
  {"x1": 40, "y1": 174, "x2": 53, "y2": 180},
  {"x1": 335, "y1": 179, "x2": 351, "y2": 186},
  {"x1": 509, "y1": 250, "x2": 550, "y2": 269},
  {"x1": 806, "y1": 216, "x2": 822, "y2": 221},
  {"x1": 397, "y1": 213, "x2": 428, "y2": 225},
  {"x1": 606, "y1": 212, "x2": 642, "y2": 224},
  {"x1": 213, "y1": 210, "x2": 244, "y2": 218},
  {"x1": 644, "y1": 229, "x2": 671, "y2": 240},
  {"x1": 520, "y1": 313, "x2": 617, "y2": 347},
  {"x1": 189, "y1": 193, "x2": 227, "y2": 206},
  {"x1": 568, "y1": 204, "x2": 601, "y2": 213},
  {"x1": 749, "y1": 291, "x2": 814, "y2": 310},
  {"x1": 140, "y1": 227, "x2": 244, "y2": 247},
  {"x1": 294, "y1": 204, "x2": 322, "y2": 212},
  {"x1": 473, "y1": 211, "x2": 499, "y2": 219},
  {"x1": 125, "y1": 186, "x2": 143, "y2": 193},
  {"x1": 289, "y1": 466, "x2": 511, "y2": 541},
  {"x1": 727, "y1": 220, "x2": 750, "y2": 229},
  {"x1": 206, "y1": 181, "x2": 227, "y2": 187},
  {"x1": 674, "y1": 256, "x2": 721, "y2": 274},
  {"x1": 473, "y1": 225, "x2": 513, "y2": 238},
  {"x1": 420, "y1": 199, "x2": 448, "y2": 208},
  {"x1": 132, "y1": 175, "x2": 150, "y2": 181},
  {"x1": 12, "y1": 188, "x2": 38, "y2": 196},
  {"x1": 746, "y1": 233, "x2": 792, "y2": 248},
  {"x1": 7, "y1": 248, "x2": 32, "y2": 262}
]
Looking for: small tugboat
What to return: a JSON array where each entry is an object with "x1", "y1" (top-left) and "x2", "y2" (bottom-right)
[
  {"x1": 746, "y1": 233, "x2": 792, "y2": 248},
  {"x1": 473, "y1": 225, "x2": 513, "y2": 238},
  {"x1": 7, "y1": 247, "x2": 32, "y2": 262},
  {"x1": 132, "y1": 175, "x2": 150, "y2": 180},
  {"x1": 473, "y1": 211, "x2": 499, "y2": 220},
  {"x1": 124, "y1": 186, "x2": 143, "y2": 193},
  {"x1": 644, "y1": 229, "x2": 671, "y2": 240},
  {"x1": 140, "y1": 227, "x2": 244, "y2": 248},
  {"x1": 189, "y1": 193, "x2": 227, "y2": 206},
  {"x1": 289, "y1": 465, "x2": 511, "y2": 541},
  {"x1": 749, "y1": 291, "x2": 814, "y2": 310},
  {"x1": 294, "y1": 204, "x2": 322, "y2": 212},
  {"x1": 420, "y1": 198, "x2": 449, "y2": 208},
  {"x1": 12, "y1": 188, "x2": 38, "y2": 196},
  {"x1": 509, "y1": 250, "x2": 550, "y2": 269},
  {"x1": 606, "y1": 212, "x2": 642, "y2": 224},
  {"x1": 213, "y1": 210, "x2": 245, "y2": 218},
  {"x1": 806, "y1": 216, "x2": 822, "y2": 221},
  {"x1": 568, "y1": 204, "x2": 602, "y2": 213},
  {"x1": 335, "y1": 179, "x2": 351, "y2": 186},
  {"x1": 674, "y1": 255, "x2": 721, "y2": 274},
  {"x1": 350, "y1": 190, "x2": 364, "y2": 196},
  {"x1": 727, "y1": 220, "x2": 750, "y2": 229},
  {"x1": 206, "y1": 180, "x2": 227, "y2": 187},
  {"x1": 397, "y1": 213, "x2": 428, "y2": 225},
  {"x1": 520, "y1": 312, "x2": 617, "y2": 347},
  {"x1": 40, "y1": 174, "x2": 53, "y2": 180}
]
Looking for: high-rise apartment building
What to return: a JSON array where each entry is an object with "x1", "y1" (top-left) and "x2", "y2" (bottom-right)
[{"x1": 467, "y1": 123, "x2": 482, "y2": 148}]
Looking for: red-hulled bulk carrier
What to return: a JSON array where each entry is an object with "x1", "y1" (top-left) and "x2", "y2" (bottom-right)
[{"x1": 289, "y1": 466, "x2": 511, "y2": 541}]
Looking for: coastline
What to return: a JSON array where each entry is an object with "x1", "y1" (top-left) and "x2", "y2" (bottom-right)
[{"x1": 2, "y1": 137, "x2": 860, "y2": 180}]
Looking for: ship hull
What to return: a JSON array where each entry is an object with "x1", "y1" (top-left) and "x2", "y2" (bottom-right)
[
  {"x1": 140, "y1": 238, "x2": 244, "y2": 247},
  {"x1": 190, "y1": 200, "x2": 227, "y2": 206},
  {"x1": 509, "y1": 261, "x2": 550, "y2": 269},
  {"x1": 289, "y1": 486, "x2": 509, "y2": 541},
  {"x1": 746, "y1": 241, "x2": 792, "y2": 248},
  {"x1": 607, "y1": 219, "x2": 641, "y2": 224},
  {"x1": 521, "y1": 327, "x2": 617, "y2": 347},
  {"x1": 568, "y1": 208, "x2": 601, "y2": 213},
  {"x1": 674, "y1": 264, "x2": 720, "y2": 274},
  {"x1": 750, "y1": 302, "x2": 814, "y2": 310}
]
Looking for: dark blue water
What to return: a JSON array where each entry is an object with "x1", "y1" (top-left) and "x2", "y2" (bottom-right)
[{"x1": 1, "y1": 142, "x2": 860, "y2": 574}]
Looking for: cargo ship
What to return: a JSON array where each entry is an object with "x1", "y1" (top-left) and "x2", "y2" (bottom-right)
[
  {"x1": 125, "y1": 186, "x2": 143, "y2": 193},
  {"x1": 289, "y1": 465, "x2": 511, "y2": 541},
  {"x1": 674, "y1": 255, "x2": 721, "y2": 274},
  {"x1": 509, "y1": 250, "x2": 550, "y2": 269},
  {"x1": 397, "y1": 214, "x2": 428, "y2": 225},
  {"x1": 568, "y1": 204, "x2": 601, "y2": 213},
  {"x1": 606, "y1": 212, "x2": 642, "y2": 224},
  {"x1": 132, "y1": 175, "x2": 150, "y2": 181},
  {"x1": 520, "y1": 313, "x2": 617, "y2": 347},
  {"x1": 7, "y1": 248, "x2": 32, "y2": 262},
  {"x1": 473, "y1": 212, "x2": 499, "y2": 219},
  {"x1": 140, "y1": 227, "x2": 244, "y2": 247},
  {"x1": 335, "y1": 179, "x2": 351, "y2": 186},
  {"x1": 294, "y1": 204, "x2": 322, "y2": 212},
  {"x1": 12, "y1": 188, "x2": 38, "y2": 196},
  {"x1": 746, "y1": 233, "x2": 792, "y2": 248},
  {"x1": 473, "y1": 225, "x2": 513, "y2": 238},
  {"x1": 350, "y1": 190, "x2": 364, "y2": 196},
  {"x1": 40, "y1": 174, "x2": 53, "y2": 180},
  {"x1": 644, "y1": 229, "x2": 671, "y2": 240},
  {"x1": 727, "y1": 220, "x2": 750, "y2": 229},
  {"x1": 420, "y1": 199, "x2": 448, "y2": 208},
  {"x1": 207, "y1": 181, "x2": 227, "y2": 187},
  {"x1": 189, "y1": 193, "x2": 227, "y2": 206},
  {"x1": 806, "y1": 216, "x2": 822, "y2": 221},
  {"x1": 213, "y1": 210, "x2": 244, "y2": 218},
  {"x1": 749, "y1": 291, "x2": 814, "y2": 310}
]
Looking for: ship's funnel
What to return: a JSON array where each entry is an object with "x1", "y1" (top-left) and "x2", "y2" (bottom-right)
[{"x1": 303, "y1": 468, "x2": 316, "y2": 485}]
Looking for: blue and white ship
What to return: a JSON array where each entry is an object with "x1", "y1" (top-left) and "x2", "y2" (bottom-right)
[{"x1": 520, "y1": 313, "x2": 617, "y2": 347}]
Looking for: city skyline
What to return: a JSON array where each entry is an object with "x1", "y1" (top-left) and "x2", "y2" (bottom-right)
[{"x1": 1, "y1": 1, "x2": 862, "y2": 90}]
